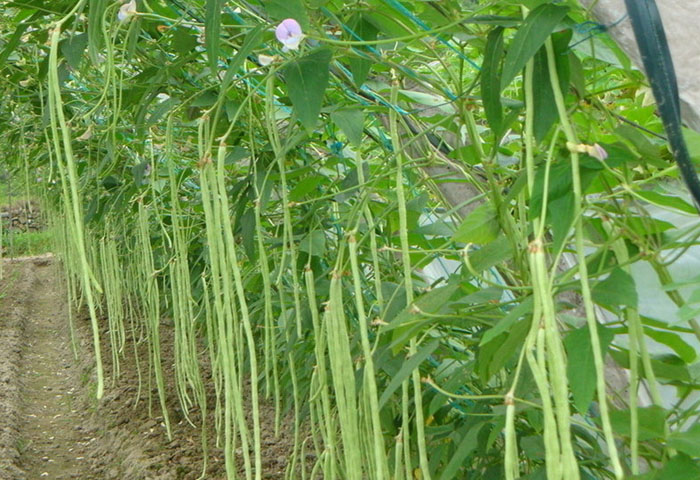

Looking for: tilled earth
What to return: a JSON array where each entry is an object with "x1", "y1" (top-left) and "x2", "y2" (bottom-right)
[{"x1": 0, "y1": 256, "x2": 293, "y2": 479}]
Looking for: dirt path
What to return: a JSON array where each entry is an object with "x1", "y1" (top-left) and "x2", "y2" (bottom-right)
[
  {"x1": 0, "y1": 255, "x2": 293, "y2": 480},
  {"x1": 17, "y1": 256, "x2": 95, "y2": 478},
  {"x1": 0, "y1": 255, "x2": 94, "y2": 479}
]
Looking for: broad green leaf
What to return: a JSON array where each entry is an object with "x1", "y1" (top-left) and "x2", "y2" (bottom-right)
[
  {"x1": 609, "y1": 405, "x2": 666, "y2": 441},
  {"x1": 531, "y1": 157, "x2": 601, "y2": 220},
  {"x1": 564, "y1": 323, "x2": 614, "y2": 413},
  {"x1": 616, "y1": 124, "x2": 663, "y2": 166},
  {"x1": 480, "y1": 297, "x2": 534, "y2": 346},
  {"x1": 592, "y1": 267, "x2": 638, "y2": 309},
  {"x1": 451, "y1": 203, "x2": 500, "y2": 244},
  {"x1": 283, "y1": 48, "x2": 332, "y2": 131},
  {"x1": 643, "y1": 327, "x2": 697, "y2": 363},
  {"x1": 240, "y1": 208, "x2": 256, "y2": 261},
  {"x1": 290, "y1": 175, "x2": 324, "y2": 201},
  {"x1": 520, "y1": 436, "x2": 545, "y2": 460},
  {"x1": 264, "y1": 0, "x2": 309, "y2": 28},
  {"x1": 684, "y1": 126, "x2": 700, "y2": 164},
  {"x1": 677, "y1": 304, "x2": 700, "y2": 324},
  {"x1": 224, "y1": 146, "x2": 250, "y2": 165},
  {"x1": 299, "y1": 230, "x2": 326, "y2": 257},
  {"x1": 667, "y1": 424, "x2": 700, "y2": 457},
  {"x1": 385, "y1": 283, "x2": 460, "y2": 352},
  {"x1": 87, "y1": 0, "x2": 107, "y2": 64},
  {"x1": 171, "y1": 28, "x2": 198, "y2": 56},
  {"x1": 205, "y1": 0, "x2": 223, "y2": 73},
  {"x1": 384, "y1": 284, "x2": 460, "y2": 333},
  {"x1": 481, "y1": 27, "x2": 504, "y2": 137},
  {"x1": 636, "y1": 190, "x2": 697, "y2": 215},
  {"x1": 0, "y1": 21, "x2": 30, "y2": 69},
  {"x1": 500, "y1": 4, "x2": 569, "y2": 91},
  {"x1": 478, "y1": 316, "x2": 529, "y2": 381},
  {"x1": 146, "y1": 97, "x2": 179, "y2": 126},
  {"x1": 331, "y1": 110, "x2": 364, "y2": 146},
  {"x1": 438, "y1": 423, "x2": 484, "y2": 480},
  {"x1": 532, "y1": 30, "x2": 571, "y2": 142},
  {"x1": 466, "y1": 235, "x2": 513, "y2": 273},
  {"x1": 610, "y1": 349, "x2": 691, "y2": 382},
  {"x1": 347, "y1": 14, "x2": 378, "y2": 87},
  {"x1": 549, "y1": 191, "x2": 574, "y2": 255},
  {"x1": 378, "y1": 339, "x2": 440, "y2": 408},
  {"x1": 643, "y1": 454, "x2": 700, "y2": 480},
  {"x1": 60, "y1": 33, "x2": 88, "y2": 70}
]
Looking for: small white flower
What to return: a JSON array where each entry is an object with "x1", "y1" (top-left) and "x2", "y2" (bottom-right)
[
  {"x1": 566, "y1": 141, "x2": 608, "y2": 161},
  {"x1": 275, "y1": 18, "x2": 304, "y2": 52},
  {"x1": 258, "y1": 54, "x2": 277, "y2": 66},
  {"x1": 77, "y1": 126, "x2": 93, "y2": 141},
  {"x1": 118, "y1": 0, "x2": 137, "y2": 22},
  {"x1": 588, "y1": 143, "x2": 608, "y2": 161}
]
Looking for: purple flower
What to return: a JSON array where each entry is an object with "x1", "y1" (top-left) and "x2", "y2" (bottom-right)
[
  {"x1": 118, "y1": 0, "x2": 137, "y2": 22},
  {"x1": 590, "y1": 143, "x2": 608, "y2": 161},
  {"x1": 275, "y1": 18, "x2": 304, "y2": 51}
]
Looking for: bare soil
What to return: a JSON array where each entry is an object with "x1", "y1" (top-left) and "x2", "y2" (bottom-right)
[{"x1": 0, "y1": 256, "x2": 294, "y2": 479}]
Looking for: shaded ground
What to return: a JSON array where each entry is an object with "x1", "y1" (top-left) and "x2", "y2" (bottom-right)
[{"x1": 0, "y1": 256, "x2": 294, "y2": 479}]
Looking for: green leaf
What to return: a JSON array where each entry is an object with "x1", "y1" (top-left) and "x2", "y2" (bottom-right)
[
  {"x1": 378, "y1": 339, "x2": 440, "y2": 409},
  {"x1": 668, "y1": 424, "x2": 700, "y2": 458},
  {"x1": 264, "y1": 0, "x2": 309, "y2": 28},
  {"x1": 289, "y1": 175, "x2": 324, "y2": 201},
  {"x1": 87, "y1": 0, "x2": 107, "y2": 64},
  {"x1": 480, "y1": 297, "x2": 534, "y2": 346},
  {"x1": 0, "y1": 21, "x2": 30, "y2": 69},
  {"x1": 636, "y1": 190, "x2": 697, "y2": 215},
  {"x1": 549, "y1": 191, "x2": 574, "y2": 255},
  {"x1": 438, "y1": 423, "x2": 484, "y2": 480},
  {"x1": 646, "y1": 454, "x2": 700, "y2": 480},
  {"x1": 331, "y1": 110, "x2": 364, "y2": 146},
  {"x1": 205, "y1": 0, "x2": 223, "y2": 73},
  {"x1": 615, "y1": 124, "x2": 664, "y2": 166},
  {"x1": 451, "y1": 202, "x2": 500, "y2": 244},
  {"x1": 592, "y1": 267, "x2": 638, "y2": 309},
  {"x1": 521, "y1": 436, "x2": 546, "y2": 460},
  {"x1": 385, "y1": 283, "x2": 460, "y2": 352},
  {"x1": 609, "y1": 405, "x2": 667, "y2": 441},
  {"x1": 532, "y1": 30, "x2": 571, "y2": 142},
  {"x1": 347, "y1": 14, "x2": 378, "y2": 87},
  {"x1": 240, "y1": 208, "x2": 257, "y2": 261},
  {"x1": 564, "y1": 323, "x2": 614, "y2": 413},
  {"x1": 299, "y1": 230, "x2": 326, "y2": 257},
  {"x1": 466, "y1": 235, "x2": 513, "y2": 274},
  {"x1": 171, "y1": 28, "x2": 198, "y2": 56},
  {"x1": 643, "y1": 327, "x2": 697, "y2": 363},
  {"x1": 478, "y1": 316, "x2": 530, "y2": 382},
  {"x1": 61, "y1": 33, "x2": 88, "y2": 70},
  {"x1": 146, "y1": 97, "x2": 179, "y2": 126},
  {"x1": 481, "y1": 27, "x2": 504, "y2": 138},
  {"x1": 500, "y1": 4, "x2": 569, "y2": 91},
  {"x1": 283, "y1": 48, "x2": 332, "y2": 131}
]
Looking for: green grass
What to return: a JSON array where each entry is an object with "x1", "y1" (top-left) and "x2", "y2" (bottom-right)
[{"x1": 1, "y1": 229, "x2": 52, "y2": 257}]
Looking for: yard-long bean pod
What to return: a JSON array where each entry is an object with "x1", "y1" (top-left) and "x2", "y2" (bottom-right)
[
  {"x1": 47, "y1": 7, "x2": 105, "y2": 400},
  {"x1": 389, "y1": 70, "x2": 431, "y2": 480},
  {"x1": 545, "y1": 37, "x2": 623, "y2": 479}
]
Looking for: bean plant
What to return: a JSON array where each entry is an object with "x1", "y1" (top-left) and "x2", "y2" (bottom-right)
[{"x1": 2, "y1": 0, "x2": 700, "y2": 479}]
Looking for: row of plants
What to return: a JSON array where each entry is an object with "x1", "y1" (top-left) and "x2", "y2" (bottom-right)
[{"x1": 2, "y1": 0, "x2": 700, "y2": 478}]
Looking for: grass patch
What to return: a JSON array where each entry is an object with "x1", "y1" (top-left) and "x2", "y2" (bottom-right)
[{"x1": 1, "y1": 229, "x2": 52, "y2": 257}]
